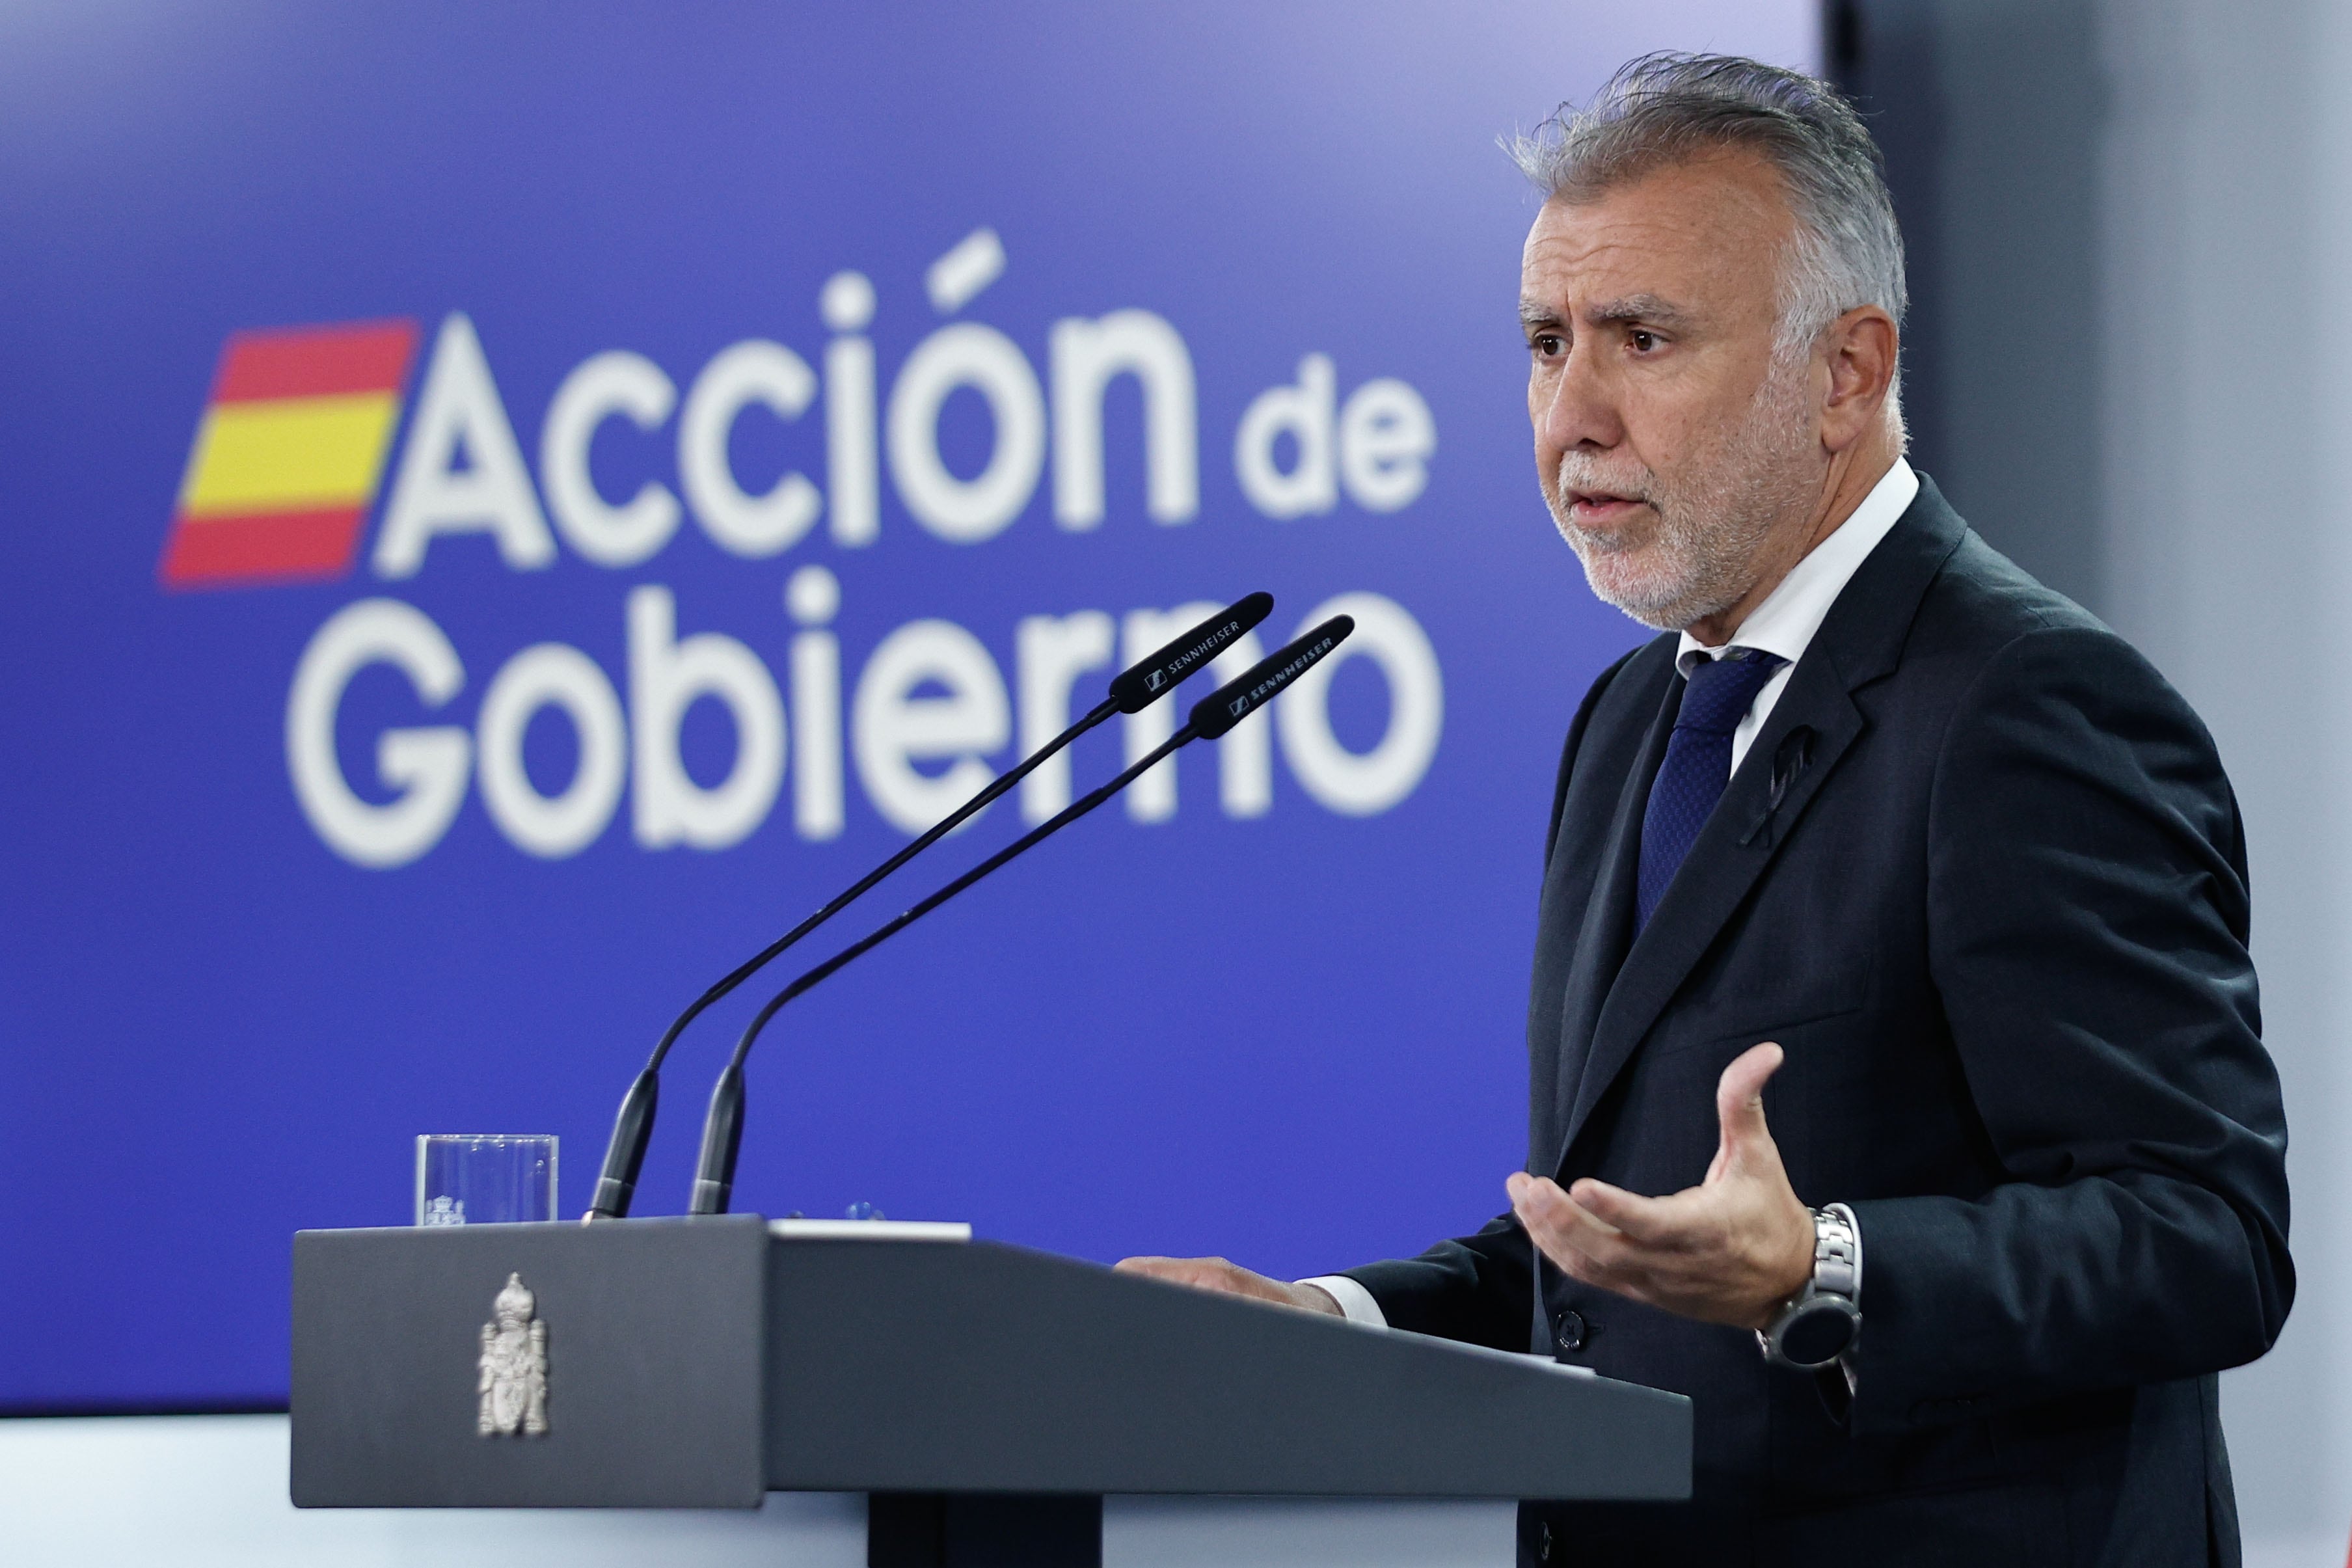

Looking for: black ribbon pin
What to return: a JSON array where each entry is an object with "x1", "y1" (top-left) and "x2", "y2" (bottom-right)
[{"x1": 1740, "y1": 724, "x2": 1817, "y2": 848}]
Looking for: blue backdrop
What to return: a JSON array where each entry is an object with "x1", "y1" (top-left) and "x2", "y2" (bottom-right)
[{"x1": 0, "y1": 2, "x2": 1811, "y2": 1409}]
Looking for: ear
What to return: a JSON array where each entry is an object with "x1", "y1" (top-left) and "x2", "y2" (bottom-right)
[{"x1": 1817, "y1": 305, "x2": 1899, "y2": 453}]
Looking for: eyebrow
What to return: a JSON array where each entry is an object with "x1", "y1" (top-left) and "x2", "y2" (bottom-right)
[
  {"x1": 1585, "y1": 294, "x2": 1692, "y2": 329},
  {"x1": 1519, "y1": 293, "x2": 1696, "y2": 334}
]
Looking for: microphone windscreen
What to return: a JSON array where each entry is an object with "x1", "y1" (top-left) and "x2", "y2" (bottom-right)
[
  {"x1": 1107, "y1": 591, "x2": 1275, "y2": 713},
  {"x1": 1189, "y1": 615, "x2": 1353, "y2": 739}
]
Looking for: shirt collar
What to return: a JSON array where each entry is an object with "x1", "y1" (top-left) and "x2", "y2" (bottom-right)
[{"x1": 1675, "y1": 457, "x2": 1919, "y2": 675}]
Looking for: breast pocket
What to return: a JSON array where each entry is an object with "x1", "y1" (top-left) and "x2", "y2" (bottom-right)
[
  {"x1": 1654, "y1": 974, "x2": 1869, "y2": 1061},
  {"x1": 1626, "y1": 984, "x2": 1872, "y2": 1201}
]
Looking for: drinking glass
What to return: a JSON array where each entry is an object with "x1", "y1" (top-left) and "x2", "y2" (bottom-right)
[{"x1": 414, "y1": 1135, "x2": 558, "y2": 1225}]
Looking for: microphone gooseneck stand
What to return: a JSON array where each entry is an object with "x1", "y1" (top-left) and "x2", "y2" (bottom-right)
[
  {"x1": 686, "y1": 614, "x2": 1357, "y2": 1216},
  {"x1": 584, "y1": 592, "x2": 1275, "y2": 1221}
]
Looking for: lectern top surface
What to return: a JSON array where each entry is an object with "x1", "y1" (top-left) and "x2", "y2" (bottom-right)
[{"x1": 766, "y1": 1218, "x2": 971, "y2": 1242}]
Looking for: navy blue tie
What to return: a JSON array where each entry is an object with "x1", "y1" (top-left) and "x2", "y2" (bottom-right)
[{"x1": 1635, "y1": 649, "x2": 1787, "y2": 932}]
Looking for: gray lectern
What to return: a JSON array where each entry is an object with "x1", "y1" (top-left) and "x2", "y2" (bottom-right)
[{"x1": 291, "y1": 1217, "x2": 1689, "y2": 1565}]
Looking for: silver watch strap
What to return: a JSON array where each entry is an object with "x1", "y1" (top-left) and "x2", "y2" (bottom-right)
[
  {"x1": 1756, "y1": 1204, "x2": 1865, "y2": 1367},
  {"x1": 1814, "y1": 1202, "x2": 1861, "y2": 1303}
]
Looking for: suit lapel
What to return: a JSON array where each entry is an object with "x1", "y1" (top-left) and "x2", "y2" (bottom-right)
[
  {"x1": 1546, "y1": 656, "x2": 1680, "y2": 1154},
  {"x1": 1554, "y1": 662, "x2": 1864, "y2": 1163},
  {"x1": 1548, "y1": 476, "x2": 1973, "y2": 1174}
]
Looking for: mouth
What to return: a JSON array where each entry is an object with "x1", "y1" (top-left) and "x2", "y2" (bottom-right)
[{"x1": 1561, "y1": 487, "x2": 1650, "y2": 528}]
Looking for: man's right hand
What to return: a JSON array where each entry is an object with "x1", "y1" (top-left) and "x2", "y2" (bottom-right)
[{"x1": 1114, "y1": 1255, "x2": 1344, "y2": 1316}]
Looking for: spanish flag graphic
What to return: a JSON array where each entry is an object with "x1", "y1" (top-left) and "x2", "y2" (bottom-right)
[{"x1": 158, "y1": 319, "x2": 419, "y2": 589}]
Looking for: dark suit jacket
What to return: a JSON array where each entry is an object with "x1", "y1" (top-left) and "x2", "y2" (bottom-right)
[{"x1": 1346, "y1": 478, "x2": 2292, "y2": 1568}]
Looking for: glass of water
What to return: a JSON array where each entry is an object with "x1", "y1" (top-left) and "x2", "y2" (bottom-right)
[{"x1": 414, "y1": 1135, "x2": 558, "y2": 1225}]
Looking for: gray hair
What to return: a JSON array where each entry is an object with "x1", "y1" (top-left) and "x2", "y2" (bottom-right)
[{"x1": 1509, "y1": 53, "x2": 1907, "y2": 364}]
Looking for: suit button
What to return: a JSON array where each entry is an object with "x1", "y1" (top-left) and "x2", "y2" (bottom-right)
[
  {"x1": 1554, "y1": 1310, "x2": 1588, "y2": 1352},
  {"x1": 1538, "y1": 1520, "x2": 1554, "y2": 1560}
]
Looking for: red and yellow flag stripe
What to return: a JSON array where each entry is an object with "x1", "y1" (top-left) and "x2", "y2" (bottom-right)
[{"x1": 158, "y1": 319, "x2": 418, "y2": 589}]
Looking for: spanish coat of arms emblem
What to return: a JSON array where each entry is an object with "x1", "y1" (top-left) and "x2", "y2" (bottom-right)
[{"x1": 476, "y1": 1272, "x2": 548, "y2": 1437}]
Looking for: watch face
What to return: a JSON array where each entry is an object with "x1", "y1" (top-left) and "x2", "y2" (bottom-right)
[{"x1": 1779, "y1": 1298, "x2": 1860, "y2": 1367}]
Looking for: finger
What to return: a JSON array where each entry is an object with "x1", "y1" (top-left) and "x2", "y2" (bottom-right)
[
  {"x1": 1565, "y1": 1177, "x2": 1687, "y2": 1246},
  {"x1": 1116, "y1": 1255, "x2": 1238, "y2": 1291},
  {"x1": 1714, "y1": 1042, "x2": 1785, "y2": 1161},
  {"x1": 1508, "y1": 1183, "x2": 1683, "y2": 1304},
  {"x1": 1511, "y1": 1174, "x2": 1636, "y2": 1269},
  {"x1": 1509, "y1": 1173, "x2": 1593, "y2": 1236}
]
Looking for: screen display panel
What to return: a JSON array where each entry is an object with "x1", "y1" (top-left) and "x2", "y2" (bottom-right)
[{"x1": 0, "y1": 1, "x2": 1815, "y2": 1408}]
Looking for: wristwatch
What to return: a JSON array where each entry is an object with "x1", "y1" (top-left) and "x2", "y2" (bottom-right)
[{"x1": 1760, "y1": 1203, "x2": 1861, "y2": 1369}]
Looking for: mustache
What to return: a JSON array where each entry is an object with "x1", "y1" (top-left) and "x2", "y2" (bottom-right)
[{"x1": 1550, "y1": 452, "x2": 1659, "y2": 513}]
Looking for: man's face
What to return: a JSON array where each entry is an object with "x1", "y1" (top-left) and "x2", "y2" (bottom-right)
[{"x1": 1522, "y1": 149, "x2": 1827, "y2": 630}]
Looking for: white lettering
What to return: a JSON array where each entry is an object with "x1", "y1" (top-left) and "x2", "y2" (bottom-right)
[
  {"x1": 539, "y1": 350, "x2": 681, "y2": 567},
  {"x1": 679, "y1": 340, "x2": 823, "y2": 558},
  {"x1": 373, "y1": 314, "x2": 558, "y2": 578},
  {"x1": 627, "y1": 585, "x2": 786, "y2": 849},
  {"x1": 852, "y1": 619, "x2": 1010, "y2": 834},
  {"x1": 1276, "y1": 592, "x2": 1443, "y2": 816},
  {"x1": 886, "y1": 323, "x2": 1046, "y2": 543},
  {"x1": 926, "y1": 228, "x2": 1007, "y2": 314},
  {"x1": 1338, "y1": 378, "x2": 1436, "y2": 512},
  {"x1": 1233, "y1": 353, "x2": 1336, "y2": 520},
  {"x1": 820, "y1": 271, "x2": 882, "y2": 548},
  {"x1": 476, "y1": 643, "x2": 628, "y2": 858},
  {"x1": 1049, "y1": 310, "x2": 1198, "y2": 530},
  {"x1": 286, "y1": 598, "x2": 471, "y2": 867},
  {"x1": 786, "y1": 565, "x2": 846, "y2": 841}
]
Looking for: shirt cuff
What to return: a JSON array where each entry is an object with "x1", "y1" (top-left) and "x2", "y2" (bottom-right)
[{"x1": 1298, "y1": 1274, "x2": 1387, "y2": 1327}]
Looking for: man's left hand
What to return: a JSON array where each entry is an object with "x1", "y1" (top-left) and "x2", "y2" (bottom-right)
[{"x1": 1507, "y1": 1042, "x2": 1816, "y2": 1331}]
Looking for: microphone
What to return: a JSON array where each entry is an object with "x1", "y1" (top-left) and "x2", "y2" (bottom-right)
[
  {"x1": 686, "y1": 613, "x2": 1357, "y2": 1215},
  {"x1": 583, "y1": 591, "x2": 1273, "y2": 1220}
]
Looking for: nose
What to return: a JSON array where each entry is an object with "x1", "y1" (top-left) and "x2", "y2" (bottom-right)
[{"x1": 1534, "y1": 339, "x2": 1625, "y2": 457}]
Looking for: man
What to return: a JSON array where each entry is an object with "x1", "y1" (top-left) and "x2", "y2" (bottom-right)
[{"x1": 1121, "y1": 53, "x2": 2292, "y2": 1567}]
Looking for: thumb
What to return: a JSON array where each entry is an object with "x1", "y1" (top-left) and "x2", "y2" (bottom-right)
[{"x1": 1710, "y1": 1042, "x2": 1785, "y2": 1177}]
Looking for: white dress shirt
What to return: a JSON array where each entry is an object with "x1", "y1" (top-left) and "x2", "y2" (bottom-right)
[
  {"x1": 1677, "y1": 458, "x2": 1919, "y2": 774},
  {"x1": 1302, "y1": 458, "x2": 1920, "y2": 1330}
]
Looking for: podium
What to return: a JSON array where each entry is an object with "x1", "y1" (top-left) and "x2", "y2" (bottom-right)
[{"x1": 291, "y1": 1216, "x2": 1690, "y2": 1565}]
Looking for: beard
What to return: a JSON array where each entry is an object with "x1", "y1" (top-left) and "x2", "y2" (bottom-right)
[{"x1": 1545, "y1": 358, "x2": 1822, "y2": 631}]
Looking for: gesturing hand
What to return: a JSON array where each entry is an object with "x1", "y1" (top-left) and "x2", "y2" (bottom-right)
[{"x1": 1507, "y1": 1042, "x2": 1815, "y2": 1331}]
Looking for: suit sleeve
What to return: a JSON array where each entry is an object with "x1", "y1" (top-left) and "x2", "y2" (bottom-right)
[
  {"x1": 1847, "y1": 623, "x2": 2293, "y2": 1434},
  {"x1": 1340, "y1": 648, "x2": 1642, "y2": 1352},
  {"x1": 1340, "y1": 1214, "x2": 1535, "y2": 1351}
]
